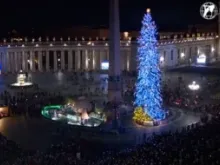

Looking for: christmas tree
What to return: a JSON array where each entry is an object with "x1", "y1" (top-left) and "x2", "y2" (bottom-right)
[{"x1": 134, "y1": 9, "x2": 165, "y2": 120}]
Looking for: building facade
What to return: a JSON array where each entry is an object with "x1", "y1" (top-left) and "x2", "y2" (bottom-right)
[{"x1": 0, "y1": 33, "x2": 217, "y2": 73}]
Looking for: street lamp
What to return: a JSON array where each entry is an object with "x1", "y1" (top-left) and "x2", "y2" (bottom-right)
[{"x1": 188, "y1": 81, "x2": 200, "y2": 91}]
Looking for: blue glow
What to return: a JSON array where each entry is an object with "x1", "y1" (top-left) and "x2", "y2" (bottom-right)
[{"x1": 134, "y1": 12, "x2": 165, "y2": 120}]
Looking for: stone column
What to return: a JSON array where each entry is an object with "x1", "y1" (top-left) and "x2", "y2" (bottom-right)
[
  {"x1": 68, "y1": 50, "x2": 73, "y2": 71},
  {"x1": 211, "y1": 45, "x2": 215, "y2": 62},
  {"x1": 13, "y1": 52, "x2": 16, "y2": 72},
  {"x1": 75, "y1": 50, "x2": 80, "y2": 71},
  {"x1": 54, "y1": 51, "x2": 57, "y2": 71},
  {"x1": 1, "y1": 52, "x2": 5, "y2": 73},
  {"x1": 3, "y1": 51, "x2": 8, "y2": 73},
  {"x1": 14, "y1": 52, "x2": 17, "y2": 72},
  {"x1": 173, "y1": 49, "x2": 179, "y2": 66},
  {"x1": 9, "y1": 53, "x2": 13, "y2": 72},
  {"x1": 16, "y1": 52, "x2": 19, "y2": 71},
  {"x1": 61, "y1": 50, "x2": 65, "y2": 70},
  {"x1": 95, "y1": 50, "x2": 100, "y2": 71},
  {"x1": 7, "y1": 52, "x2": 11, "y2": 72},
  {"x1": 22, "y1": 51, "x2": 27, "y2": 72},
  {"x1": 185, "y1": 47, "x2": 190, "y2": 65},
  {"x1": 11, "y1": 53, "x2": 15, "y2": 73},
  {"x1": 81, "y1": 50, "x2": 85, "y2": 70},
  {"x1": 108, "y1": 0, "x2": 122, "y2": 101},
  {"x1": 100, "y1": 50, "x2": 105, "y2": 70},
  {"x1": 92, "y1": 50, "x2": 96, "y2": 70},
  {"x1": 32, "y1": 51, "x2": 36, "y2": 72},
  {"x1": 30, "y1": 51, "x2": 34, "y2": 72},
  {"x1": 10, "y1": 52, "x2": 15, "y2": 73},
  {"x1": 38, "y1": 51, "x2": 43, "y2": 72},
  {"x1": 126, "y1": 49, "x2": 131, "y2": 71},
  {"x1": 17, "y1": 52, "x2": 21, "y2": 71},
  {"x1": 89, "y1": 50, "x2": 94, "y2": 70},
  {"x1": 85, "y1": 50, "x2": 88, "y2": 70},
  {"x1": 88, "y1": 50, "x2": 91, "y2": 70},
  {"x1": 46, "y1": 50, "x2": 50, "y2": 71}
]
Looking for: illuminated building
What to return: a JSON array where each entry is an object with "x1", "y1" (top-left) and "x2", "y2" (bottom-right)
[{"x1": 0, "y1": 33, "x2": 216, "y2": 73}]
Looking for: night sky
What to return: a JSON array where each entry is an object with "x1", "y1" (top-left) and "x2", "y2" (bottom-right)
[{"x1": 0, "y1": 0, "x2": 218, "y2": 36}]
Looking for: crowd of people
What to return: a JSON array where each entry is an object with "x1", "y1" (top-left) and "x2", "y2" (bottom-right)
[{"x1": 1, "y1": 108, "x2": 220, "y2": 165}]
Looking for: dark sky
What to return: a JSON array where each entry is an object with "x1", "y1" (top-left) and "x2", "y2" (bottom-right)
[{"x1": 0, "y1": 0, "x2": 218, "y2": 35}]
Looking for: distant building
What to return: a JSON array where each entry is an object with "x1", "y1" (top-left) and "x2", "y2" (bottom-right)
[{"x1": 188, "y1": 24, "x2": 217, "y2": 33}]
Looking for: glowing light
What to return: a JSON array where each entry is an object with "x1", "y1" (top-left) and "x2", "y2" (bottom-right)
[
  {"x1": 41, "y1": 104, "x2": 104, "y2": 127},
  {"x1": 181, "y1": 52, "x2": 185, "y2": 58},
  {"x1": 10, "y1": 71, "x2": 33, "y2": 87},
  {"x1": 124, "y1": 32, "x2": 129, "y2": 38},
  {"x1": 63, "y1": 43, "x2": 67, "y2": 46},
  {"x1": 134, "y1": 10, "x2": 165, "y2": 120},
  {"x1": 101, "y1": 61, "x2": 109, "y2": 70},
  {"x1": 197, "y1": 54, "x2": 206, "y2": 64},
  {"x1": 81, "y1": 112, "x2": 89, "y2": 120},
  {"x1": 188, "y1": 81, "x2": 200, "y2": 91},
  {"x1": 211, "y1": 47, "x2": 215, "y2": 52},
  {"x1": 133, "y1": 107, "x2": 152, "y2": 124},
  {"x1": 160, "y1": 56, "x2": 164, "y2": 62}
]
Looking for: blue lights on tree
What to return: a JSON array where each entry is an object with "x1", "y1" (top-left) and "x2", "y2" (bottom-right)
[{"x1": 134, "y1": 9, "x2": 165, "y2": 120}]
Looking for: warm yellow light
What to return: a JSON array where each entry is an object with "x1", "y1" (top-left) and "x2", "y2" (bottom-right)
[
  {"x1": 124, "y1": 32, "x2": 129, "y2": 38},
  {"x1": 146, "y1": 8, "x2": 151, "y2": 13},
  {"x1": 133, "y1": 107, "x2": 152, "y2": 124}
]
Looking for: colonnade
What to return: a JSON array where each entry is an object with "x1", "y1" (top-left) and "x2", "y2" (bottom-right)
[
  {"x1": 0, "y1": 38, "x2": 216, "y2": 73},
  {"x1": 159, "y1": 43, "x2": 216, "y2": 68},
  {"x1": 0, "y1": 48, "x2": 132, "y2": 73}
]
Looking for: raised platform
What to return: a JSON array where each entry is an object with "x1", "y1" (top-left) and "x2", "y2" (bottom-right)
[
  {"x1": 8, "y1": 83, "x2": 35, "y2": 89},
  {"x1": 41, "y1": 104, "x2": 105, "y2": 127}
]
